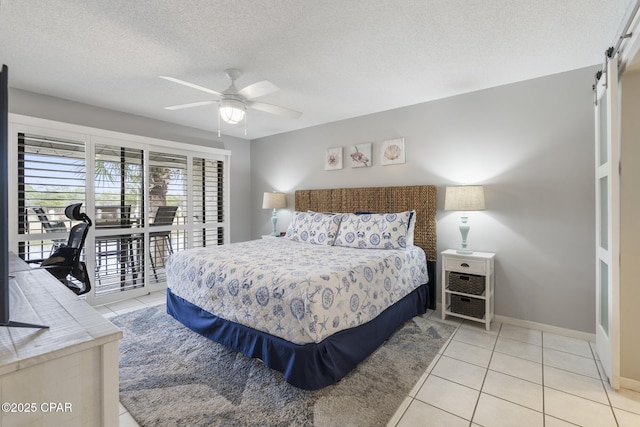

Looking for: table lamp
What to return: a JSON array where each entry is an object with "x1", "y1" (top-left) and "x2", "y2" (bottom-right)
[
  {"x1": 262, "y1": 191, "x2": 286, "y2": 236},
  {"x1": 444, "y1": 185, "x2": 485, "y2": 254}
]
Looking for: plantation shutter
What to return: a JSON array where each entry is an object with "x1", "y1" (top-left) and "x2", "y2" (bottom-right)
[
  {"x1": 17, "y1": 133, "x2": 86, "y2": 261},
  {"x1": 192, "y1": 157, "x2": 226, "y2": 247},
  {"x1": 147, "y1": 151, "x2": 187, "y2": 283},
  {"x1": 94, "y1": 143, "x2": 145, "y2": 295},
  {"x1": 11, "y1": 116, "x2": 231, "y2": 303}
]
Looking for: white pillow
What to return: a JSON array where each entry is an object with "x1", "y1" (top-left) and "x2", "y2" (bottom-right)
[{"x1": 334, "y1": 211, "x2": 413, "y2": 249}]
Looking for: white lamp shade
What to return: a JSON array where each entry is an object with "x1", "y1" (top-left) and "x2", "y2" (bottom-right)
[
  {"x1": 262, "y1": 192, "x2": 286, "y2": 209},
  {"x1": 444, "y1": 185, "x2": 486, "y2": 211},
  {"x1": 219, "y1": 99, "x2": 246, "y2": 124}
]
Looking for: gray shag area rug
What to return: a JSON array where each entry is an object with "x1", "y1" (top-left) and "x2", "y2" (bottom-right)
[{"x1": 112, "y1": 305, "x2": 455, "y2": 427}]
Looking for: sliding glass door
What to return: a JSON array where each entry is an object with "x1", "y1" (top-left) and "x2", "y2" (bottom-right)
[
  {"x1": 9, "y1": 116, "x2": 230, "y2": 305},
  {"x1": 93, "y1": 140, "x2": 145, "y2": 297},
  {"x1": 147, "y1": 150, "x2": 187, "y2": 285}
]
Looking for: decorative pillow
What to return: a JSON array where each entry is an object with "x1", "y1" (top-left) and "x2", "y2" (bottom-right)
[
  {"x1": 334, "y1": 211, "x2": 413, "y2": 249},
  {"x1": 284, "y1": 211, "x2": 341, "y2": 245},
  {"x1": 355, "y1": 210, "x2": 416, "y2": 246},
  {"x1": 284, "y1": 211, "x2": 309, "y2": 241}
]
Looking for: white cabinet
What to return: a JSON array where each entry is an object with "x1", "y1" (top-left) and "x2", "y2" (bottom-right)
[
  {"x1": 441, "y1": 249, "x2": 495, "y2": 330},
  {"x1": 0, "y1": 254, "x2": 122, "y2": 426}
]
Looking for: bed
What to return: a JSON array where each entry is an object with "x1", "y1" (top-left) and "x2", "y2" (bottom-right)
[{"x1": 166, "y1": 185, "x2": 437, "y2": 390}]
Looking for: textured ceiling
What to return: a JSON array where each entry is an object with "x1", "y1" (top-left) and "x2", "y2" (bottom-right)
[{"x1": 0, "y1": 0, "x2": 633, "y2": 140}]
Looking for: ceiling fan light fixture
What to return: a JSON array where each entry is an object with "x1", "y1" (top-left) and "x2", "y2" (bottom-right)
[
  {"x1": 219, "y1": 98, "x2": 246, "y2": 125},
  {"x1": 161, "y1": 69, "x2": 300, "y2": 138}
]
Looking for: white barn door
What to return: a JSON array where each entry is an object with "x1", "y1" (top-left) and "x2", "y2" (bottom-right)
[{"x1": 594, "y1": 53, "x2": 620, "y2": 388}]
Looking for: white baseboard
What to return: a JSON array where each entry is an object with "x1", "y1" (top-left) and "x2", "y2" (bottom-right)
[
  {"x1": 620, "y1": 376, "x2": 640, "y2": 392},
  {"x1": 493, "y1": 315, "x2": 596, "y2": 342},
  {"x1": 433, "y1": 303, "x2": 596, "y2": 341}
]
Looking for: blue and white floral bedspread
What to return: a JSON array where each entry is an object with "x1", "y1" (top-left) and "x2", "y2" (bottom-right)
[{"x1": 166, "y1": 238, "x2": 428, "y2": 344}]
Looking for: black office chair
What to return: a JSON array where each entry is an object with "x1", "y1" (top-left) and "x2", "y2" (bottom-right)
[
  {"x1": 149, "y1": 205, "x2": 178, "y2": 281},
  {"x1": 29, "y1": 203, "x2": 93, "y2": 296}
]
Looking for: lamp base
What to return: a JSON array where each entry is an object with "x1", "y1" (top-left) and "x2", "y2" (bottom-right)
[
  {"x1": 270, "y1": 209, "x2": 278, "y2": 236},
  {"x1": 457, "y1": 215, "x2": 473, "y2": 255}
]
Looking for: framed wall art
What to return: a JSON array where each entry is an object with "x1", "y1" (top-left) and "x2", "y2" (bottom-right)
[
  {"x1": 349, "y1": 143, "x2": 371, "y2": 168},
  {"x1": 380, "y1": 138, "x2": 405, "y2": 165},
  {"x1": 324, "y1": 146, "x2": 343, "y2": 170}
]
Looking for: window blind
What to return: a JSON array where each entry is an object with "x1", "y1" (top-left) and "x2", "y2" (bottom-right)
[
  {"x1": 13, "y1": 122, "x2": 230, "y2": 301},
  {"x1": 94, "y1": 143, "x2": 145, "y2": 296},
  {"x1": 18, "y1": 133, "x2": 86, "y2": 260},
  {"x1": 192, "y1": 157, "x2": 225, "y2": 247}
]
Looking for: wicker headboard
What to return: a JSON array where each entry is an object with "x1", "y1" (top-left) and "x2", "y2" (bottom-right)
[{"x1": 294, "y1": 185, "x2": 437, "y2": 261}]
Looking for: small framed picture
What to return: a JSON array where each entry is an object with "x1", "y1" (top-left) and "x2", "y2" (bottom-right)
[
  {"x1": 325, "y1": 147, "x2": 343, "y2": 170},
  {"x1": 380, "y1": 138, "x2": 405, "y2": 165},
  {"x1": 349, "y1": 143, "x2": 372, "y2": 168}
]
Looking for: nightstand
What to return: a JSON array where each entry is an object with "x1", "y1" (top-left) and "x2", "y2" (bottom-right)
[
  {"x1": 261, "y1": 235, "x2": 278, "y2": 239},
  {"x1": 441, "y1": 249, "x2": 495, "y2": 330}
]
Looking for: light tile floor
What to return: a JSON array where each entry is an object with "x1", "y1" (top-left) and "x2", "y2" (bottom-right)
[
  {"x1": 98, "y1": 292, "x2": 640, "y2": 427},
  {"x1": 389, "y1": 307, "x2": 640, "y2": 427}
]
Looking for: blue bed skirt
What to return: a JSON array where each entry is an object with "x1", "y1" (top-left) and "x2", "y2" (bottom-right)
[{"x1": 166, "y1": 283, "x2": 429, "y2": 390}]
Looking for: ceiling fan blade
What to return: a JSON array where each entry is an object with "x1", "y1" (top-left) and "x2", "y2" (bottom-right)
[
  {"x1": 159, "y1": 76, "x2": 222, "y2": 97},
  {"x1": 165, "y1": 100, "x2": 217, "y2": 110},
  {"x1": 247, "y1": 101, "x2": 302, "y2": 119},
  {"x1": 238, "y1": 80, "x2": 279, "y2": 99}
]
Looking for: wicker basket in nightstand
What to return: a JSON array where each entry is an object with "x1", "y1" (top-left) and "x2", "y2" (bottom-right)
[
  {"x1": 450, "y1": 294, "x2": 485, "y2": 319},
  {"x1": 448, "y1": 272, "x2": 485, "y2": 295}
]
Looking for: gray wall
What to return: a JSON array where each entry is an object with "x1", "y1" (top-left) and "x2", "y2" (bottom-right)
[
  {"x1": 251, "y1": 66, "x2": 597, "y2": 333},
  {"x1": 9, "y1": 88, "x2": 251, "y2": 243}
]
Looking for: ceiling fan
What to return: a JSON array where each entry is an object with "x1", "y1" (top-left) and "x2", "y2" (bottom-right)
[{"x1": 160, "y1": 69, "x2": 302, "y2": 136}]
